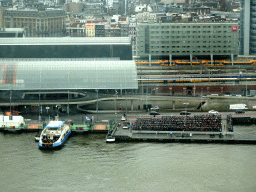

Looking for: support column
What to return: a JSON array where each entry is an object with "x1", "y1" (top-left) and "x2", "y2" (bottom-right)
[
  {"x1": 210, "y1": 54, "x2": 213, "y2": 66},
  {"x1": 169, "y1": 54, "x2": 172, "y2": 66},
  {"x1": 190, "y1": 54, "x2": 193, "y2": 66},
  {"x1": 231, "y1": 54, "x2": 234, "y2": 66},
  {"x1": 169, "y1": 87, "x2": 172, "y2": 96},
  {"x1": 183, "y1": 87, "x2": 187, "y2": 96},
  {"x1": 172, "y1": 101, "x2": 175, "y2": 110},
  {"x1": 131, "y1": 100, "x2": 133, "y2": 111},
  {"x1": 207, "y1": 87, "x2": 210, "y2": 95},
  {"x1": 149, "y1": 54, "x2": 151, "y2": 66}
]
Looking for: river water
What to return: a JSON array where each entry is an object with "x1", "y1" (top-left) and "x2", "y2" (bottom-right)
[{"x1": 1, "y1": 126, "x2": 256, "y2": 192}]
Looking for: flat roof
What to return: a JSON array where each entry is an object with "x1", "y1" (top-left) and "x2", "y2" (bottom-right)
[
  {"x1": 0, "y1": 59, "x2": 138, "y2": 90},
  {"x1": 0, "y1": 37, "x2": 131, "y2": 45}
]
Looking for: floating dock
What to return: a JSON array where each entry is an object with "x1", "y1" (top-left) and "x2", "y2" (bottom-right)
[{"x1": 110, "y1": 114, "x2": 256, "y2": 144}]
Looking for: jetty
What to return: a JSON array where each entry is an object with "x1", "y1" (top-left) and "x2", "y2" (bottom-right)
[{"x1": 110, "y1": 114, "x2": 256, "y2": 144}]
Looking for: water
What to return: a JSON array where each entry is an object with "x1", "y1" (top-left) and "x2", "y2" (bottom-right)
[{"x1": 1, "y1": 126, "x2": 256, "y2": 192}]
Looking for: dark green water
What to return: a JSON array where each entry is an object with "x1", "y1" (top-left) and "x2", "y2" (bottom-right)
[{"x1": 1, "y1": 127, "x2": 256, "y2": 192}]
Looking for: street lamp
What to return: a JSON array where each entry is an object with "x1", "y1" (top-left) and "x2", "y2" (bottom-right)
[
  {"x1": 246, "y1": 78, "x2": 251, "y2": 97},
  {"x1": 183, "y1": 103, "x2": 189, "y2": 127},
  {"x1": 115, "y1": 90, "x2": 118, "y2": 115},
  {"x1": 201, "y1": 88, "x2": 203, "y2": 111}
]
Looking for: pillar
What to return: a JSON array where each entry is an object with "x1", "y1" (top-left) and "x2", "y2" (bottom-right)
[
  {"x1": 169, "y1": 54, "x2": 172, "y2": 66},
  {"x1": 149, "y1": 54, "x2": 151, "y2": 66},
  {"x1": 169, "y1": 87, "x2": 172, "y2": 96},
  {"x1": 183, "y1": 87, "x2": 187, "y2": 96},
  {"x1": 231, "y1": 54, "x2": 234, "y2": 66},
  {"x1": 210, "y1": 54, "x2": 213, "y2": 66},
  {"x1": 190, "y1": 54, "x2": 193, "y2": 66},
  {"x1": 172, "y1": 101, "x2": 175, "y2": 110}
]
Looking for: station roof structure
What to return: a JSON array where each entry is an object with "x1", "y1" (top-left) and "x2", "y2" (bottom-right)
[
  {"x1": 0, "y1": 37, "x2": 131, "y2": 45},
  {"x1": 0, "y1": 59, "x2": 138, "y2": 90}
]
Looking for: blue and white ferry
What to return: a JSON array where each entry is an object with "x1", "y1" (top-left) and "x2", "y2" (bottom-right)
[{"x1": 38, "y1": 121, "x2": 71, "y2": 149}]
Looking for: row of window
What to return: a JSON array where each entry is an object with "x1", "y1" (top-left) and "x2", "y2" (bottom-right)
[
  {"x1": 148, "y1": 40, "x2": 233, "y2": 44},
  {"x1": 148, "y1": 35, "x2": 233, "y2": 39},
  {"x1": 148, "y1": 50, "x2": 233, "y2": 54},
  {"x1": 149, "y1": 25, "x2": 231, "y2": 29},
  {"x1": 150, "y1": 45, "x2": 233, "y2": 49},
  {"x1": 150, "y1": 30, "x2": 232, "y2": 35}
]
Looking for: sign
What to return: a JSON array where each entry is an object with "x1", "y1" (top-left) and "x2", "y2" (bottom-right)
[
  {"x1": 232, "y1": 26, "x2": 237, "y2": 31},
  {"x1": 46, "y1": 107, "x2": 50, "y2": 109},
  {"x1": 86, "y1": 24, "x2": 95, "y2": 27}
]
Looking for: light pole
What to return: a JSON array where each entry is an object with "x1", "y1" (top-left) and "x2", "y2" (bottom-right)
[
  {"x1": 183, "y1": 103, "x2": 189, "y2": 127},
  {"x1": 115, "y1": 89, "x2": 117, "y2": 115},
  {"x1": 96, "y1": 89, "x2": 98, "y2": 122},
  {"x1": 246, "y1": 78, "x2": 251, "y2": 97},
  {"x1": 201, "y1": 88, "x2": 203, "y2": 111}
]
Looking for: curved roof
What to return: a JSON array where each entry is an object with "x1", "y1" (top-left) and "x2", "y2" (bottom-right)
[{"x1": 0, "y1": 59, "x2": 138, "y2": 90}]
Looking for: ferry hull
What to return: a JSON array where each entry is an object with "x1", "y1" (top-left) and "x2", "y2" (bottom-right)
[{"x1": 39, "y1": 130, "x2": 71, "y2": 149}]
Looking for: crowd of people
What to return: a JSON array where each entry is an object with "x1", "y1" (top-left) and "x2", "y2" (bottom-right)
[{"x1": 132, "y1": 115, "x2": 223, "y2": 132}]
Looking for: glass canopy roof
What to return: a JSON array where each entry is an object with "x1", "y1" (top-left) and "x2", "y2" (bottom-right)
[{"x1": 0, "y1": 59, "x2": 138, "y2": 90}]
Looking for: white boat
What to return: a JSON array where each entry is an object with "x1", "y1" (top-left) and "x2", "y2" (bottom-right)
[
  {"x1": 35, "y1": 130, "x2": 42, "y2": 142},
  {"x1": 1, "y1": 115, "x2": 26, "y2": 133},
  {"x1": 38, "y1": 121, "x2": 71, "y2": 149},
  {"x1": 106, "y1": 135, "x2": 115, "y2": 143},
  {"x1": 106, "y1": 131, "x2": 115, "y2": 143}
]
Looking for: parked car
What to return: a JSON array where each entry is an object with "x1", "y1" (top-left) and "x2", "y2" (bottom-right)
[
  {"x1": 122, "y1": 121, "x2": 130, "y2": 129},
  {"x1": 235, "y1": 110, "x2": 245, "y2": 114},
  {"x1": 150, "y1": 111, "x2": 160, "y2": 115},
  {"x1": 180, "y1": 111, "x2": 191, "y2": 115},
  {"x1": 208, "y1": 110, "x2": 219, "y2": 114},
  {"x1": 150, "y1": 106, "x2": 159, "y2": 111}
]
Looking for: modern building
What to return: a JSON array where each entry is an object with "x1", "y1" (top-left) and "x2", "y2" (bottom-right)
[
  {"x1": 3, "y1": 8, "x2": 66, "y2": 37},
  {"x1": 136, "y1": 22, "x2": 239, "y2": 60},
  {"x1": 240, "y1": 0, "x2": 256, "y2": 55}
]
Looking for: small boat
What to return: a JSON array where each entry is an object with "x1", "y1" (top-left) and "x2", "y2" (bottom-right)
[
  {"x1": 106, "y1": 131, "x2": 115, "y2": 143},
  {"x1": 38, "y1": 121, "x2": 71, "y2": 149},
  {"x1": 106, "y1": 135, "x2": 115, "y2": 143},
  {"x1": 35, "y1": 130, "x2": 42, "y2": 142}
]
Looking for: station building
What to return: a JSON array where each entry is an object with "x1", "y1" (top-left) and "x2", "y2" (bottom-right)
[
  {"x1": 136, "y1": 22, "x2": 239, "y2": 60},
  {"x1": 0, "y1": 37, "x2": 133, "y2": 60}
]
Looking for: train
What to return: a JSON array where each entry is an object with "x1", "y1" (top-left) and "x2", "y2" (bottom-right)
[
  {"x1": 138, "y1": 74, "x2": 256, "y2": 84},
  {"x1": 135, "y1": 59, "x2": 256, "y2": 66}
]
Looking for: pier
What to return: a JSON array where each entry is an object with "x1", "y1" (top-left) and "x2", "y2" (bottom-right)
[{"x1": 110, "y1": 114, "x2": 256, "y2": 144}]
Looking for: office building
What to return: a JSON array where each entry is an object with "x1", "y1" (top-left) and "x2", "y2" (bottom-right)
[{"x1": 136, "y1": 22, "x2": 239, "y2": 59}]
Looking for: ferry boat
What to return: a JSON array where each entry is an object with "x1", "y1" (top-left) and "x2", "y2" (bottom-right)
[{"x1": 38, "y1": 121, "x2": 71, "y2": 149}]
